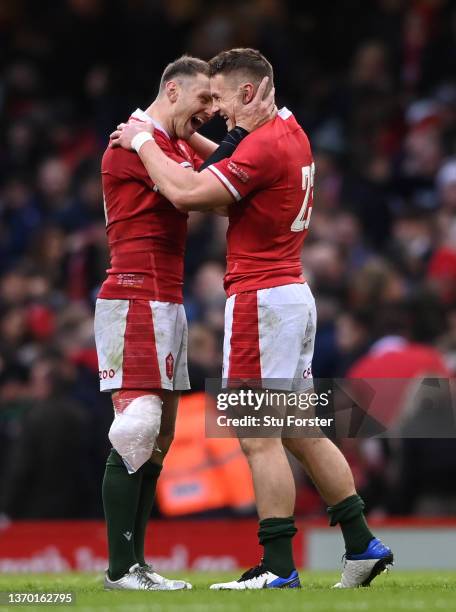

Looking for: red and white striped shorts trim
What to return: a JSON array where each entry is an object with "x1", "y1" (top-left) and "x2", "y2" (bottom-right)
[
  {"x1": 94, "y1": 299, "x2": 189, "y2": 391},
  {"x1": 223, "y1": 283, "x2": 316, "y2": 391}
]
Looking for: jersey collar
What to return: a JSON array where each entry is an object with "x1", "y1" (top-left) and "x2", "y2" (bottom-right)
[{"x1": 131, "y1": 108, "x2": 170, "y2": 140}]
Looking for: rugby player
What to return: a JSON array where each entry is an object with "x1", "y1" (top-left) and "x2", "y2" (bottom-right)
[
  {"x1": 111, "y1": 48, "x2": 393, "y2": 590},
  {"x1": 96, "y1": 54, "x2": 273, "y2": 590}
]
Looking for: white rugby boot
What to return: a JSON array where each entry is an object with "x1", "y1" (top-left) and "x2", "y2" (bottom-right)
[
  {"x1": 333, "y1": 538, "x2": 394, "y2": 588},
  {"x1": 104, "y1": 562, "x2": 191, "y2": 590},
  {"x1": 210, "y1": 562, "x2": 301, "y2": 590},
  {"x1": 141, "y1": 563, "x2": 192, "y2": 590}
]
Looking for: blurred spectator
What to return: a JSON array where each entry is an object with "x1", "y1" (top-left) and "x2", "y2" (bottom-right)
[
  {"x1": 335, "y1": 310, "x2": 372, "y2": 375},
  {"x1": 187, "y1": 323, "x2": 221, "y2": 390},
  {"x1": 0, "y1": 353, "x2": 96, "y2": 518},
  {"x1": 346, "y1": 300, "x2": 453, "y2": 516}
]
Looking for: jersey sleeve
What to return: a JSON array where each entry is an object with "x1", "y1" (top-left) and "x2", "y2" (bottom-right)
[
  {"x1": 122, "y1": 132, "x2": 195, "y2": 189},
  {"x1": 206, "y1": 134, "x2": 279, "y2": 202}
]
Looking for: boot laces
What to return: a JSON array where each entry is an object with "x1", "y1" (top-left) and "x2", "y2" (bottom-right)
[{"x1": 239, "y1": 562, "x2": 267, "y2": 582}]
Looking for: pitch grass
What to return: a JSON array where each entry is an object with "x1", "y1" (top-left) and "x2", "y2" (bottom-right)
[{"x1": 0, "y1": 571, "x2": 455, "y2": 612}]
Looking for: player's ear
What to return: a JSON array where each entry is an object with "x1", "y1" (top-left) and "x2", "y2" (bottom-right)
[
  {"x1": 241, "y1": 83, "x2": 255, "y2": 104},
  {"x1": 165, "y1": 80, "x2": 179, "y2": 104}
]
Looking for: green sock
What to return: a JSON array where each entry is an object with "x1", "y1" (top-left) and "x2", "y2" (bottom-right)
[
  {"x1": 102, "y1": 449, "x2": 143, "y2": 580},
  {"x1": 327, "y1": 494, "x2": 374, "y2": 555},
  {"x1": 258, "y1": 516, "x2": 297, "y2": 578},
  {"x1": 134, "y1": 461, "x2": 162, "y2": 566}
]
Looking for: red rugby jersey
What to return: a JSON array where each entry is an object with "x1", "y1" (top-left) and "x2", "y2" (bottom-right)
[
  {"x1": 207, "y1": 108, "x2": 314, "y2": 296},
  {"x1": 347, "y1": 338, "x2": 451, "y2": 427},
  {"x1": 98, "y1": 109, "x2": 201, "y2": 303}
]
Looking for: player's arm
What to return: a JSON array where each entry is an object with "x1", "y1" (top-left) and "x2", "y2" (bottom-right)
[
  {"x1": 189, "y1": 127, "x2": 250, "y2": 169},
  {"x1": 110, "y1": 125, "x2": 236, "y2": 210},
  {"x1": 212, "y1": 205, "x2": 229, "y2": 216},
  {"x1": 188, "y1": 132, "x2": 218, "y2": 159},
  {"x1": 198, "y1": 127, "x2": 249, "y2": 170},
  {"x1": 109, "y1": 123, "x2": 233, "y2": 210},
  {"x1": 135, "y1": 137, "x2": 233, "y2": 211}
]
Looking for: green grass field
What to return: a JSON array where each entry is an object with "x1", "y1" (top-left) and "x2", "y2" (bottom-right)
[{"x1": 0, "y1": 571, "x2": 455, "y2": 612}]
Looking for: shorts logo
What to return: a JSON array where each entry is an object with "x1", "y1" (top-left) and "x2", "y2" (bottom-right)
[
  {"x1": 303, "y1": 365, "x2": 312, "y2": 379},
  {"x1": 166, "y1": 353, "x2": 174, "y2": 380},
  {"x1": 227, "y1": 161, "x2": 249, "y2": 183},
  {"x1": 99, "y1": 369, "x2": 115, "y2": 380}
]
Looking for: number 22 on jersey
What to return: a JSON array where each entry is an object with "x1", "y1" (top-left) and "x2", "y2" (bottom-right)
[{"x1": 290, "y1": 162, "x2": 315, "y2": 232}]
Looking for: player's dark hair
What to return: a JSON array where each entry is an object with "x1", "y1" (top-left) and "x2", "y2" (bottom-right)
[
  {"x1": 208, "y1": 48, "x2": 274, "y2": 89},
  {"x1": 159, "y1": 55, "x2": 210, "y2": 91}
]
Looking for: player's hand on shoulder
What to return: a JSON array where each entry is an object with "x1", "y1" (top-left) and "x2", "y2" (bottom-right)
[
  {"x1": 110, "y1": 121, "x2": 155, "y2": 150},
  {"x1": 234, "y1": 76, "x2": 276, "y2": 133}
]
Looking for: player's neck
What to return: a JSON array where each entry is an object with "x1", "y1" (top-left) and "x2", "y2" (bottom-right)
[{"x1": 144, "y1": 100, "x2": 175, "y2": 139}]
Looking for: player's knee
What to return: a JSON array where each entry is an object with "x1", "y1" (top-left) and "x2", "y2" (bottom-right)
[
  {"x1": 283, "y1": 436, "x2": 319, "y2": 459},
  {"x1": 239, "y1": 437, "x2": 277, "y2": 458},
  {"x1": 108, "y1": 391, "x2": 162, "y2": 473}
]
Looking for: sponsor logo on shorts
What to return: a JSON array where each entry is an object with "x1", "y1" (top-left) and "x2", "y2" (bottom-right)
[
  {"x1": 99, "y1": 369, "x2": 115, "y2": 380},
  {"x1": 166, "y1": 353, "x2": 174, "y2": 380},
  {"x1": 227, "y1": 161, "x2": 249, "y2": 183},
  {"x1": 303, "y1": 365, "x2": 312, "y2": 379}
]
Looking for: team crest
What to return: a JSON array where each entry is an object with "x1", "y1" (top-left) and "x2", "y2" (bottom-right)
[{"x1": 166, "y1": 352, "x2": 174, "y2": 380}]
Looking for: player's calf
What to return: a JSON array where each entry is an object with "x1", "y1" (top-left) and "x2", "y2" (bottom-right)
[{"x1": 151, "y1": 389, "x2": 180, "y2": 461}]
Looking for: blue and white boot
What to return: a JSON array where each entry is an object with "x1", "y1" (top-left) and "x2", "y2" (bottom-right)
[
  {"x1": 333, "y1": 538, "x2": 394, "y2": 588},
  {"x1": 210, "y1": 563, "x2": 301, "y2": 590},
  {"x1": 333, "y1": 538, "x2": 394, "y2": 589}
]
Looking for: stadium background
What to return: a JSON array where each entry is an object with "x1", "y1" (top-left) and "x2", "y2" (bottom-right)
[{"x1": 0, "y1": 0, "x2": 456, "y2": 572}]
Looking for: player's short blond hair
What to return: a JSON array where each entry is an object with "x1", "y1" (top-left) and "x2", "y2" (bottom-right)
[
  {"x1": 208, "y1": 48, "x2": 274, "y2": 91},
  {"x1": 159, "y1": 55, "x2": 210, "y2": 91}
]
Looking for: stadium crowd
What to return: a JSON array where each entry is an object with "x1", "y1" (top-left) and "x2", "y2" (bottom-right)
[{"x1": 0, "y1": 0, "x2": 455, "y2": 519}]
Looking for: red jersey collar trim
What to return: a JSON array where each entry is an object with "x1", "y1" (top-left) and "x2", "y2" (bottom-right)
[{"x1": 131, "y1": 108, "x2": 170, "y2": 140}]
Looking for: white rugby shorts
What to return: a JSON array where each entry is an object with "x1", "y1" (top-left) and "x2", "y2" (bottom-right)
[
  {"x1": 94, "y1": 298, "x2": 190, "y2": 392},
  {"x1": 223, "y1": 283, "x2": 317, "y2": 391}
]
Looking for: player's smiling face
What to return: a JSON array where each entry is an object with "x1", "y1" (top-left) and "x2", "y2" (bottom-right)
[
  {"x1": 210, "y1": 74, "x2": 244, "y2": 131},
  {"x1": 171, "y1": 73, "x2": 213, "y2": 140}
]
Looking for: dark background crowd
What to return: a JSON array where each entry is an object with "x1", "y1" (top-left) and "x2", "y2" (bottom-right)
[{"x1": 0, "y1": 0, "x2": 455, "y2": 520}]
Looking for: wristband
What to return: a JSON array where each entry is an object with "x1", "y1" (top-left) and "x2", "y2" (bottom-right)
[{"x1": 131, "y1": 131, "x2": 154, "y2": 153}]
